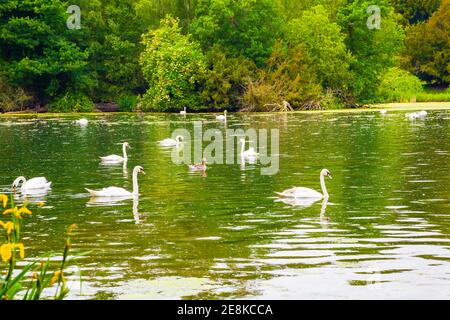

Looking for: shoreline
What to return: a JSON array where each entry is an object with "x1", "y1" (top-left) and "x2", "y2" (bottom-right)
[{"x1": 1, "y1": 102, "x2": 450, "y2": 117}]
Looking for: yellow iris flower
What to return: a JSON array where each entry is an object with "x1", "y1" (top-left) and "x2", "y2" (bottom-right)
[
  {"x1": 0, "y1": 194, "x2": 7, "y2": 208},
  {"x1": 0, "y1": 243, "x2": 25, "y2": 262},
  {"x1": 2, "y1": 207, "x2": 32, "y2": 219},
  {"x1": 0, "y1": 221, "x2": 14, "y2": 234}
]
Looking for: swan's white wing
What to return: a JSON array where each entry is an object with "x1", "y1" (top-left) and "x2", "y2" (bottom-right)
[
  {"x1": 216, "y1": 115, "x2": 226, "y2": 121},
  {"x1": 24, "y1": 177, "x2": 51, "y2": 189},
  {"x1": 275, "y1": 187, "x2": 323, "y2": 199},
  {"x1": 159, "y1": 138, "x2": 177, "y2": 146},
  {"x1": 85, "y1": 187, "x2": 132, "y2": 198},
  {"x1": 101, "y1": 155, "x2": 124, "y2": 162}
]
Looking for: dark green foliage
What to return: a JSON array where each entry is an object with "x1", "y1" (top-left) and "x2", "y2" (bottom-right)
[
  {"x1": 48, "y1": 92, "x2": 94, "y2": 113},
  {"x1": 200, "y1": 46, "x2": 256, "y2": 111}
]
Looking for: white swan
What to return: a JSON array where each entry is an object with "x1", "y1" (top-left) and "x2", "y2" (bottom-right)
[
  {"x1": 159, "y1": 135, "x2": 183, "y2": 147},
  {"x1": 12, "y1": 176, "x2": 52, "y2": 193},
  {"x1": 85, "y1": 166, "x2": 145, "y2": 198},
  {"x1": 380, "y1": 109, "x2": 387, "y2": 115},
  {"x1": 180, "y1": 107, "x2": 187, "y2": 115},
  {"x1": 406, "y1": 110, "x2": 427, "y2": 120},
  {"x1": 240, "y1": 138, "x2": 259, "y2": 158},
  {"x1": 101, "y1": 142, "x2": 130, "y2": 163},
  {"x1": 216, "y1": 110, "x2": 227, "y2": 122},
  {"x1": 276, "y1": 169, "x2": 332, "y2": 199},
  {"x1": 75, "y1": 118, "x2": 88, "y2": 126}
]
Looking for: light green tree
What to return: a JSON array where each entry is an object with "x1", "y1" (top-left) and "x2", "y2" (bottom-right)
[{"x1": 139, "y1": 16, "x2": 206, "y2": 111}]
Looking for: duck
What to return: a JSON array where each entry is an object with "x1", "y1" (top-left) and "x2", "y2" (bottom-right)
[
  {"x1": 85, "y1": 166, "x2": 145, "y2": 198},
  {"x1": 189, "y1": 158, "x2": 207, "y2": 171},
  {"x1": 100, "y1": 142, "x2": 130, "y2": 163}
]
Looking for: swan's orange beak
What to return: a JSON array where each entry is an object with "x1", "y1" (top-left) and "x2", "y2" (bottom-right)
[
  {"x1": 141, "y1": 170, "x2": 146, "y2": 175},
  {"x1": 328, "y1": 174, "x2": 332, "y2": 180}
]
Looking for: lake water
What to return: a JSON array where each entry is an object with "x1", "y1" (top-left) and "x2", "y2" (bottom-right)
[{"x1": 1, "y1": 110, "x2": 449, "y2": 299}]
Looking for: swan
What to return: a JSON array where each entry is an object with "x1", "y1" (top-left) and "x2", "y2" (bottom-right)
[
  {"x1": 75, "y1": 118, "x2": 88, "y2": 126},
  {"x1": 406, "y1": 110, "x2": 427, "y2": 120},
  {"x1": 189, "y1": 158, "x2": 207, "y2": 171},
  {"x1": 101, "y1": 142, "x2": 130, "y2": 163},
  {"x1": 380, "y1": 109, "x2": 387, "y2": 115},
  {"x1": 12, "y1": 176, "x2": 52, "y2": 193},
  {"x1": 276, "y1": 169, "x2": 332, "y2": 199},
  {"x1": 180, "y1": 107, "x2": 187, "y2": 115},
  {"x1": 216, "y1": 110, "x2": 227, "y2": 122},
  {"x1": 159, "y1": 135, "x2": 183, "y2": 147},
  {"x1": 240, "y1": 138, "x2": 259, "y2": 158},
  {"x1": 85, "y1": 166, "x2": 145, "y2": 198}
]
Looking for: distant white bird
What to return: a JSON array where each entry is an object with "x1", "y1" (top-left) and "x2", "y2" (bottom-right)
[
  {"x1": 86, "y1": 166, "x2": 145, "y2": 198},
  {"x1": 189, "y1": 158, "x2": 207, "y2": 171},
  {"x1": 380, "y1": 109, "x2": 387, "y2": 115},
  {"x1": 180, "y1": 107, "x2": 187, "y2": 115},
  {"x1": 12, "y1": 176, "x2": 52, "y2": 193},
  {"x1": 240, "y1": 138, "x2": 259, "y2": 158},
  {"x1": 276, "y1": 169, "x2": 332, "y2": 200},
  {"x1": 159, "y1": 135, "x2": 183, "y2": 147},
  {"x1": 216, "y1": 110, "x2": 227, "y2": 122},
  {"x1": 100, "y1": 142, "x2": 130, "y2": 163},
  {"x1": 75, "y1": 118, "x2": 88, "y2": 126},
  {"x1": 406, "y1": 110, "x2": 427, "y2": 120}
]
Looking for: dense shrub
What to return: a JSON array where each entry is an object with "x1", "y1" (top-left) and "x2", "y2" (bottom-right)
[
  {"x1": 118, "y1": 94, "x2": 138, "y2": 112},
  {"x1": 48, "y1": 92, "x2": 94, "y2": 113},
  {"x1": 377, "y1": 67, "x2": 423, "y2": 102},
  {"x1": 242, "y1": 42, "x2": 324, "y2": 111},
  {"x1": 0, "y1": 78, "x2": 31, "y2": 112}
]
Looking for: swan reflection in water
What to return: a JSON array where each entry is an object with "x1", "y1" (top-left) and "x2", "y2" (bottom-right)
[{"x1": 86, "y1": 196, "x2": 140, "y2": 224}]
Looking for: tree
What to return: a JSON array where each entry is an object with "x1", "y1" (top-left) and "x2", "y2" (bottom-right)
[
  {"x1": 286, "y1": 5, "x2": 354, "y2": 90},
  {"x1": 389, "y1": 0, "x2": 441, "y2": 25},
  {"x1": 338, "y1": 0, "x2": 405, "y2": 101},
  {"x1": 190, "y1": 0, "x2": 284, "y2": 66},
  {"x1": 0, "y1": 0, "x2": 90, "y2": 103},
  {"x1": 139, "y1": 16, "x2": 206, "y2": 111},
  {"x1": 403, "y1": 0, "x2": 449, "y2": 84}
]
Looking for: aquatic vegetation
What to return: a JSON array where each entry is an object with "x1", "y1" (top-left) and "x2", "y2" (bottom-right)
[{"x1": 0, "y1": 194, "x2": 77, "y2": 300}]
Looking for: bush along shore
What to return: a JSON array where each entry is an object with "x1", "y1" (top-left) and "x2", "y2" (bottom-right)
[{"x1": 0, "y1": 0, "x2": 449, "y2": 114}]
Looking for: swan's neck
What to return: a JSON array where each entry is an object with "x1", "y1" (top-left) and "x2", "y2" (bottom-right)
[
  {"x1": 13, "y1": 176, "x2": 26, "y2": 188},
  {"x1": 132, "y1": 169, "x2": 139, "y2": 195},
  {"x1": 122, "y1": 144, "x2": 128, "y2": 161},
  {"x1": 320, "y1": 173, "x2": 329, "y2": 199}
]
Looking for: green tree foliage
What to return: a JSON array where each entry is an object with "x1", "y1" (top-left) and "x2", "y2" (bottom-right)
[
  {"x1": 242, "y1": 41, "x2": 323, "y2": 111},
  {"x1": 389, "y1": 0, "x2": 441, "y2": 25},
  {"x1": 338, "y1": 0, "x2": 405, "y2": 102},
  {"x1": 190, "y1": 0, "x2": 284, "y2": 65},
  {"x1": 377, "y1": 67, "x2": 423, "y2": 102},
  {"x1": 200, "y1": 46, "x2": 256, "y2": 110},
  {"x1": 286, "y1": 5, "x2": 354, "y2": 90},
  {"x1": 0, "y1": 0, "x2": 90, "y2": 103},
  {"x1": 139, "y1": 16, "x2": 206, "y2": 111},
  {"x1": 403, "y1": 0, "x2": 449, "y2": 84}
]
